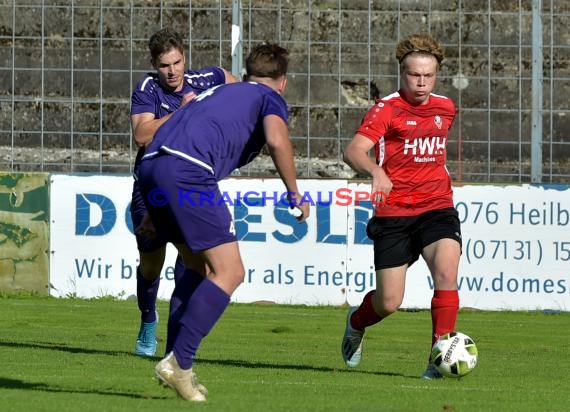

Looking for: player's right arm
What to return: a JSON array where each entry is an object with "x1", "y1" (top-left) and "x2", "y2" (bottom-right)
[
  {"x1": 344, "y1": 100, "x2": 394, "y2": 199},
  {"x1": 132, "y1": 112, "x2": 164, "y2": 147},
  {"x1": 131, "y1": 110, "x2": 176, "y2": 148},
  {"x1": 344, "y1": 133, "x2": 393, "y2": 199},
  {"x1": 131, "y1": 88, "x2": 199, "y2": 147}
]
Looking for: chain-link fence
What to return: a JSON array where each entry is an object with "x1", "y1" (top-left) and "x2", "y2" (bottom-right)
[{"x1": 1, "y1": 0, "x2": 568, "y2": 182}]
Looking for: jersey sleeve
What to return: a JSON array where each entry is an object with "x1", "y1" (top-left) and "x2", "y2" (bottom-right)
[
  {"x1": 260, "y1": 90, "x2": 289, "y2": 123},
  {"x1": 446, "y1": 99, "x2": 457, "y2": 130},
  {"x1": 185, "y1": 67, "x2": 227, "y2": 91},
  {"x1": 355, "y1": 99, "x2": 393, "y2": 143},
  {"x1": 130, "y1": 75, "x2": 157, "y2": 116}
]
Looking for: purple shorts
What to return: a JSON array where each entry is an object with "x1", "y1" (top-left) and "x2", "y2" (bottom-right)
[
  {"x1": 137, "y1": 154, "x2": 236, "y2": 253},
  {"x1": 130, "y1": 178, "x2": 168, "y2": 253}
]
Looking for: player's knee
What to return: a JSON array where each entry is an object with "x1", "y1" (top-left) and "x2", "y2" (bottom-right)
[
  {"x1": 226, "y1": 267, "x2": 245, "y2": 293},
  {"x1": 234, "y1": 267, "x2": 245, "y2": 285},
  {"x1": 382, "y1": 300, "x2": 401, "y2": 314},
  {"x1": 432, "y1": 270, "x2": 458, "y2": 289},
  {"x1": 139, "y1": 264, "x2": 162, "y2": 280},
  {"x1": 212, "y1": 268, "x2": 244, "y2": 296},
  {"x1": 373, "y1": 293, "x2": 402, "y2": 315}
]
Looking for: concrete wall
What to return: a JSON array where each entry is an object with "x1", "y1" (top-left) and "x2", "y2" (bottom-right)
[{"x1": 1, "y1": 1, "x2": 569, "y2": 181}]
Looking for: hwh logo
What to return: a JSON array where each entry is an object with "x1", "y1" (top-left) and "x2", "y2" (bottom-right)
[{"x1": 403, "y1": 136, "x2": 446, "y2": 155}]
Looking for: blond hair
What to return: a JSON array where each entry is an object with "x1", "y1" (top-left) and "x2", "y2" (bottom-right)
[{"x1": 395, "y1": 33, "x2": 444, "y2": 66}]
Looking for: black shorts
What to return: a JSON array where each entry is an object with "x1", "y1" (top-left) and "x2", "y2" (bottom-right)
[{"x1": 366, "y1": 207, "x2": 462, "y2": 270}]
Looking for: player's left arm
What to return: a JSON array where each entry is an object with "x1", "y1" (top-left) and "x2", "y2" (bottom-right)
[
  {"x1": 264, "y1": 114, "x2": 309, "y2": 222},
  {"x1": 221, "y1": 68, "x2": 239, "y2": 84},
  {"x1": 131, "y1": 111, "x2": 176, "y2": 148}
]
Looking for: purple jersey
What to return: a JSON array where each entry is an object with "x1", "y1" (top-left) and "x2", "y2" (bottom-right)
[
  {"x1": 130, "y1": 66, "x2": 225, "y2": 252},
  {"x1": 131, "y1": 67, "x2": 226, "y2": 117},
  {"x1": 131, "y1": 67, "x2": 226, "y2": 167},
  {"x1": 142, "y1": 81, "x2": 288, "y2": 180}
]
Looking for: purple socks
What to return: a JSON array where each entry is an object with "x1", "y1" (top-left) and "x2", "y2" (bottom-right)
[
  {"x1": 165, "y1": 257, "x2": 204, "y2": 354},
  {"x1": 136, "y1": 266, "x2": 159, "y2": 323},
  {"x1": 171, "y1": 277, "x2": 230, "y2": 369}
]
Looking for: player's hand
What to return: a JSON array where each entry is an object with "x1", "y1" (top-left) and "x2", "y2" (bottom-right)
[
  {"x1": 288, "y1": 192, "x2": 310, "y2": 223},
  {"x1": 135, "y1": 212, "x2": 157, "y2": 240},
  {"x1": 294, "y1": 202, "x2": 310, "y2": 222},
  {"x1": 181, "y1": 91, "x2": 197, "y2": 107},
  {"x1": 371, "y1": 166, "x2": 392, "y2": 207}
]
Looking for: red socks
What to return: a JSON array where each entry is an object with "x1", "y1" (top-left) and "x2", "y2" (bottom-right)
[
  {"x1": 430, "y1": 289, "x2": 459, "y2": 346},
  {"x1": 350, "y1": 289, "x2": 459, "y2": 347},
  {"x1": 350, "y1": 290, "x2": 383, "y2": 331}
]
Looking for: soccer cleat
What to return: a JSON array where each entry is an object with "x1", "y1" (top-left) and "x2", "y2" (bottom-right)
[
  {"x1": 421, "y1": 363, "x2": 444, "y2": 380},
  {"x1": 135, "y1": 314, "x2": 158, "y2": 357},
  {"x1": 155, "y1": 352, "x2": 207, "y2": 401},
  {"x1": 341, "y1": 306, "x2": 364, "y2": 368}
]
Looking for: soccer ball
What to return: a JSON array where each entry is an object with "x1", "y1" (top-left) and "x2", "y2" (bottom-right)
[{"x1": 431, "y1": 331, "x2": 478, "y2": 378}]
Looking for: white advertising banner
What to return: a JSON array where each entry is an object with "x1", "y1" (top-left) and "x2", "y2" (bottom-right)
[
  {"x1": 50, "y1": 174, "x2": 145, "y2": 299},
  {"x1": 49, "y1": 175, "x2": 570, "y2": 311}
]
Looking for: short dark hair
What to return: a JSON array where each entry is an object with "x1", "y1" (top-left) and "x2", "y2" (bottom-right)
[
  {"x1": 245, "y1": 43, "x2": 289, "y2": 80},
  {"x1": 148, "y1": 28, "x2": 185, "y2": 64}
]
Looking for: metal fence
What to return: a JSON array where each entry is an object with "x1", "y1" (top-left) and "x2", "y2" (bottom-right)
[{"x1": 1, "y1": 0, "x2": 569, "y2": 183}]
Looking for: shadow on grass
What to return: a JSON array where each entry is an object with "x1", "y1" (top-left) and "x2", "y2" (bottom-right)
[
  {"x1": 0, "y1": 339, "x2": 160, "y2": 360},
  {"x1": 195, "y1": 357, "x2": 407, "y2": 378},
  {"x1": 0, "y1": 377, "x2": 169, "y2": 400},
  {"x1": 0, "y1": 339, "x2": 415, "y2": 379}
]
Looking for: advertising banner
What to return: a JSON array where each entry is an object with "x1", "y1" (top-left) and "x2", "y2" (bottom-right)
[{"x1": 49, "y1": 175, "x2": 569, "y2": 311}]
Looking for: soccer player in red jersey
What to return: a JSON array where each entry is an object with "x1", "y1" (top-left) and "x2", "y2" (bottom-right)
[{"x1": 341, "y1": 33, "x2": 461, "y2": 379}]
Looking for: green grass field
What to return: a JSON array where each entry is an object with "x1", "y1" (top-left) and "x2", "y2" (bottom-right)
[{"x1": 1, "y1": 295, "x2": 569, "y2": 411}]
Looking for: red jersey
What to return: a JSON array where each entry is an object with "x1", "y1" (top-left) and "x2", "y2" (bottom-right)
[{"x1": 356, "y1": 91, "x2": 456, "y2": 217}]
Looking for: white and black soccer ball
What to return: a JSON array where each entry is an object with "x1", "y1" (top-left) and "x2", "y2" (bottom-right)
[{"x1": 431, "y1": 331, "x2": 478, "y2": 378}]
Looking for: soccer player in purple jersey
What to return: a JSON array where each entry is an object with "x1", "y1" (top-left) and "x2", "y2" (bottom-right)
[
  {"x1": 130, "y1": 28, "x2": 237, "y2": 357},
  {"x1": 137, "y1": 43, "x2": 310, "y2": 401}
]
